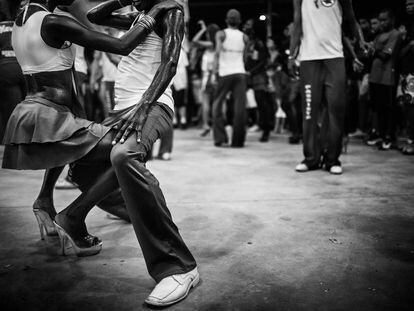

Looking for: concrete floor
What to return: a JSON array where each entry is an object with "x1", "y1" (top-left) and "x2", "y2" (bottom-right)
[{"x1": 0, "y1": 130, "x2": 413, "y2": 311}]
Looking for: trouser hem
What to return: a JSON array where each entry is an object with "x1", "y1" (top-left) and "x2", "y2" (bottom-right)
[{"x1": 153, "y1": 264, "x2": 198, "y2": 283}]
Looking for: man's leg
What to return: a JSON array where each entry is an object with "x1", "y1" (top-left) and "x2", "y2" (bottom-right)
[
  {"x1": 324, "y1": 58, "x2": 346, "y2": 168},
  {"x1": 323, "y1": 58, "x2": 346, "y2": 168},
  {"x1": 212, "y1": 75, "x2": 233, "y2": 145},
  {"x1": 299, "y1": 60, "x2": 324, "y2": 169},
  {"x1": 110, "y1": 104, "x2": 196, "y2": 282},
  {"x1": 231, "y1": 74, "x2": 247, "y2": 147}
]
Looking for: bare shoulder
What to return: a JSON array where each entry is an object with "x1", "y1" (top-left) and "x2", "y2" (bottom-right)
[{"x1": 217, "y1": 30, "x2": 225, "y2": 40}]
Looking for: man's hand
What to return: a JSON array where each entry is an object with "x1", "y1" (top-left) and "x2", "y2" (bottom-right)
[
  {"x1": 288, "y1": 58, "x2": 299, "y2": 77},
  {"x1": 352, "y1": 58, "x2": 364, "y2": 73},
  {"x1": 112, "y1": 101, "x2": 152, "y2": 145}
]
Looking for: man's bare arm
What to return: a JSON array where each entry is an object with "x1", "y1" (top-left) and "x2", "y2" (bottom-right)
[
  {"x1": 289, "y1": 0, "x2": 302, "y2": 59},
  {"x1": 339, "y1": 0, "x2": 365, "y2": 48},
  {"x1": 139, "y1": 9, "x2": 184, "y2": 105}
]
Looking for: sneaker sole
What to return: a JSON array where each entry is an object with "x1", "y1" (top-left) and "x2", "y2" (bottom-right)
[{"x1": 145, "y1": 273, "x2": 200, "y2": 307}]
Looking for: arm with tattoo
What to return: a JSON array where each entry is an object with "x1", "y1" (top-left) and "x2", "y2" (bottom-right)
[
  {"x1": 112, "y1": 9, "x2": 185, "y2": 144},
  {"x1": 140, "y1": 9, "x2": 184, "y2": 106}
]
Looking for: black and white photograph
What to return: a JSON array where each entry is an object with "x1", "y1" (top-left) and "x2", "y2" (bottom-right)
[{"x1": 0, "y1": 0, "x2": 413, "y2": 310}]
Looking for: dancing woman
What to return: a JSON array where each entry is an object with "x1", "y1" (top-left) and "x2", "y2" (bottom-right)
[
  {"x1": 3, "y1": 0, "x2": 198, "y2": 305},
  {"x1": 2, "y1": 0, "x2": 180, "y2": 254}
]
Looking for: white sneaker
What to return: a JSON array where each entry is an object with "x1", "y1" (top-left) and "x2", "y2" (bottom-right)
[
  {"x1": 145, "y1": 267, "x2": 200, "y2": 307},
  {"x1": 329, "y1": 165, "x2": 343, "y2": 175},
  {"x1": 295, "y1": 163, "x2": 309, "y2": 172}
]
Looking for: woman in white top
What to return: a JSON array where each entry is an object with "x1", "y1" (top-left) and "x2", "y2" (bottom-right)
[
  {"x1": 2, "y1": 0, "x2": 180, "y2": 256},
  {"x1": 192, "y1": 20, "x2": 220, "y2": 137}
]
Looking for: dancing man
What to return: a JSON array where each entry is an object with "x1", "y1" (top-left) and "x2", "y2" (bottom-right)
[
  {"x1": 290, "y1": 0, "x2": 364, "y2": 174},
  {"x1": 87, "y1": 0, "x2": 199, "y2": 306}
]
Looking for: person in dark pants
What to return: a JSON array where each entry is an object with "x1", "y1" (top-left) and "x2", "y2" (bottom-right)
[
  {"x1": 212, "y1": 9, "x2": 248, "y2": 147},
  {"x1": 290, "y1": 0, "x2": 364, "y2": 175},
  {"x1": 88, "y1": 0, "x2": 199, "y2": 306},
  {"x1": 243, "y1": 18, "x2": 273, "y2": 142},
  {"x1": 368, "y1": 9, "x2": 401, "y2": 150},
  {"x1": 0, "y1": 7, "x2": 26, "y2": 143}
]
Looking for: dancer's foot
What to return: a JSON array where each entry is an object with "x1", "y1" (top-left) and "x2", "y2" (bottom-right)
[
  {"x1": 54, "y1": 213, "x2": 102, "y2": 257},
  {"x1": 145, "y1": 267, "x2": 200, "y2": 307},
  {"x1": 33, "y1": 198, "x2": 58, "y2": 239},
  {"x1": 33, "y1": 197, "x2": 57, "y2": 219}
]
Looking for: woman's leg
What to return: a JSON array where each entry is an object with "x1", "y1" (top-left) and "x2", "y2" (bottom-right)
[
  {"x1": 54, "y1": 132, "x2": 121, "y2": 239},
  {"x1": 34, "y1": 166, "x2": 65, "y2": 218}
]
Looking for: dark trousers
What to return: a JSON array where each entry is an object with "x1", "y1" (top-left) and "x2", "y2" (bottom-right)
[
  {"x1": 300, "y1": 58, "x2": 346, "y2": 167},
  {"x1": 255, "y1": 90, "x2": 275, "y2": 133},
  {"x1": 213, "y1": 74, "x2": 247, "y2": 147},
  {"x1": 159, "y1": 125, "x2": 173, "y2": 156},
  {"x1": 287, "y1": 79, "x2": 302, "y2": 138},
  {"x1": 370, "y1": 83, "x2": 395, "y2": 140},
  {"x1": 0, "y1": 61, "x2": 25, "y2": 143},
  {"x1": 71, "y1": 104, "x2": 196, "y2": 282}
]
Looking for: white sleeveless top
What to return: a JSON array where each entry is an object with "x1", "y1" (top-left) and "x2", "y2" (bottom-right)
[
  {"x1": 218, "y1": 28, "x2": 246, "y2": 77},
  {"x1": 299, "y1": 0, "x2": 343, "y2": 61},
  {"x1": 12, "y1": 11, "x2": 75, "y2": 75},
  {"x1": 114, "y1": 14, "x2": 174, "y2": 111}
]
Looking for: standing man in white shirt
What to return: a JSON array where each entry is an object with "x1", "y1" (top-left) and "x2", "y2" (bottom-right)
[
  {"x1": 212, "y1": 9, "x2": 249, "y2": 148},
  {"x1": 290, "y1": 0, "x2": 364, "y2": 174}
]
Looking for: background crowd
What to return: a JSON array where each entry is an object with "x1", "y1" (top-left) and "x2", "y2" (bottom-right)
[{"x1": 0, "y1": 0, "x2": 413, "y2": 162}]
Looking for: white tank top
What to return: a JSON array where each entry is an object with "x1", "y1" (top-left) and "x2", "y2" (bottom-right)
[
  {"x1": 299, "y1": 0, "x2": 343, "y2": 61},
  {"x1": 114, "y1": 14, "x2": 174, "y2": 111},
  {"x1": 218, "y1": 28, "x2": 246, "y2": 77},
  {"x1": 12, "y1": 11, "x2": 75, "y2": 75}
]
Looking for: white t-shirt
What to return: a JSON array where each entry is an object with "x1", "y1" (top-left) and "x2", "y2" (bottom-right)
[
  {"x1": 219, "y1": 28, "x2": 246, "y2": 76},
  {"x1": 299, "y1": 0, "x2": 344, "y2": 61}
]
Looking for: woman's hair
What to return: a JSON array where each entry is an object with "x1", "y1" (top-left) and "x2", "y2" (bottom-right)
[{"x1": 207, "y1": 23, "x2": 220, "y2": 47}]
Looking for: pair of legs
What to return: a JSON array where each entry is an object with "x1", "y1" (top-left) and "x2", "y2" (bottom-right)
[
  {"x1": 39, "y1": 104, "x2": 196, "y2": 281},
  {"x1": 254, "y1": 89, "x2": 275, "y2": 135},
  {"x1": 213, "y1": 74, "x2": 247, "y2": 147},
  {"x1": 370, "y1": 83, "x2": 396, "y2": 142},
  {"x1": 173, "y1": 88, "x2": 187, "y2": 128},
  {"x1": 300, "y1": 58, "x2": 346, "y2": 168},
  {"x1": 201, "y1": 86, "x2": 214, "y2": 131}
]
